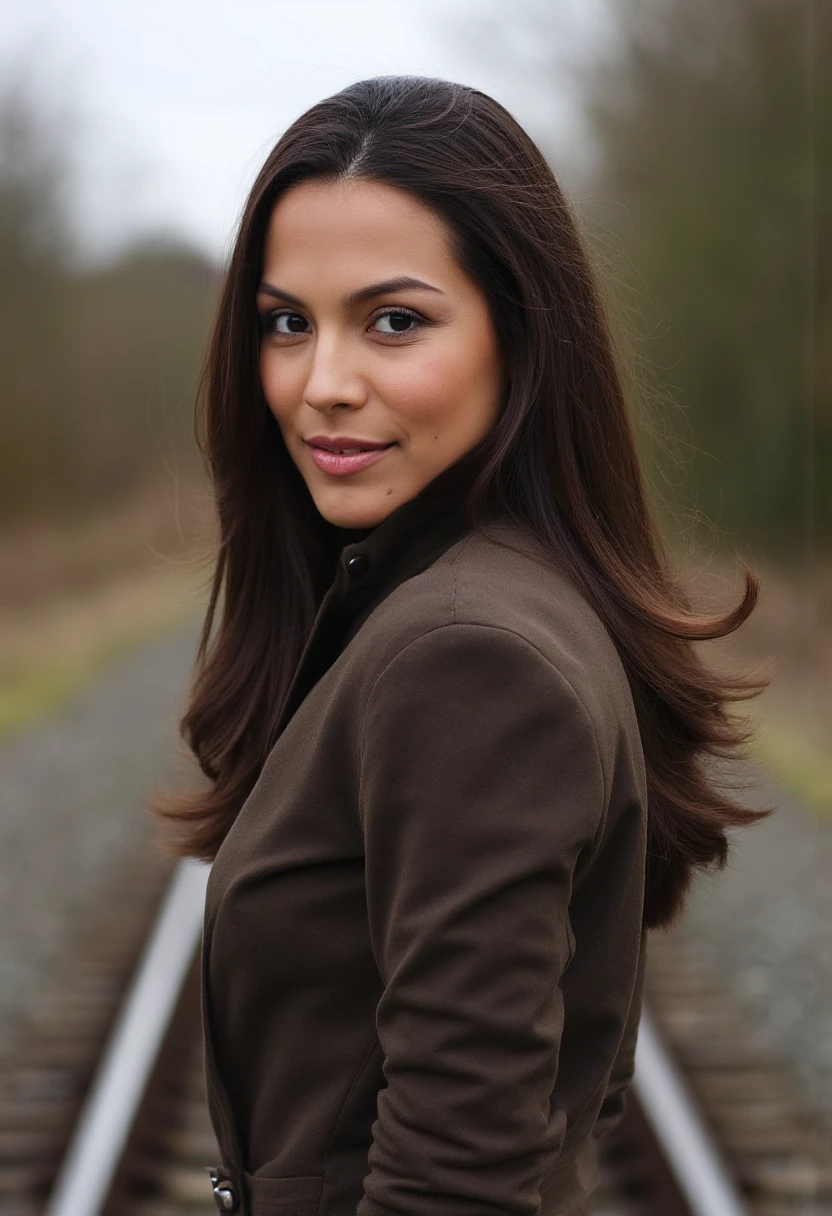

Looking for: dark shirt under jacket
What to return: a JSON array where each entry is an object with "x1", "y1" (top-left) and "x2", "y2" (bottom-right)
[{"x1": 201, "y1": 448, "x2": 649, "y2": 1216}]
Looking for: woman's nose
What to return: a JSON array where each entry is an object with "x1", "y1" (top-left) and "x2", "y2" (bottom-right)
[{"x1": 303, "y1": 332, "x2": 368, "y2": 413}]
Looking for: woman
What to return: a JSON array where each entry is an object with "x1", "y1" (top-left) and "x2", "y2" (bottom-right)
[{"x1": 151, "y1": 76, "x2": 772, "y2": 1216}]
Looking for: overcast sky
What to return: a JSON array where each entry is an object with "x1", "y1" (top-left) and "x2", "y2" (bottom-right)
[{"x1": 0, "y1": 0, "x2": 612, "y2": 266}]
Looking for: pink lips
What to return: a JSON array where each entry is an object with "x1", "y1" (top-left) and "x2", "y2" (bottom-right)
[{"x1": 305, "y1": 440, "x2": 397, "y2": 476}]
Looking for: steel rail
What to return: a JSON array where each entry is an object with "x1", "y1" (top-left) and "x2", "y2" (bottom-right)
[
  {"x1": 43, "y1": 857, "x2": 210, "y2": 1216},
  {"x1": 633, "y1": 1003, "x2": 749, "y2": 1216}
]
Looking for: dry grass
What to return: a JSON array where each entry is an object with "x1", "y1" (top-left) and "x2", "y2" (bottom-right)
[
  {"x1": 0, "y1": 563, "x2": 209, "y2": 738},
  {"x1": 680, "y1": 549, "x2": 832, "y2": 818},
  {"x1": 0, "y1": 479, "x2": 214, "y2": 739}
]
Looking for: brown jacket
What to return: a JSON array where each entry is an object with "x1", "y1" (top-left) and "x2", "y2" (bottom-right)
[{"x1": 201, "y1": 454, "x2": 649, "y2": 1216}]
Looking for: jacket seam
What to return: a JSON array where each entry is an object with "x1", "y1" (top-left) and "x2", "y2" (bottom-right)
[
  {"x1": 358, "y1": 619, "x2": 608, "y2": 840},
  {"x1": 449, "y1": 533, "x2": 473, "y2": 624},
  {"x1": 321, "y1": 1033, "x2": 380, "y2": 1174}
]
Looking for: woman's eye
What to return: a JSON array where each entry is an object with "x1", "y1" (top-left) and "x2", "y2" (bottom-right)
[
  {"x1": 372, "y1": 309, "x2": 422, "y2": 337},
  {"x1": 265, "y1": 310, "x2": 308, "y2": 336}
]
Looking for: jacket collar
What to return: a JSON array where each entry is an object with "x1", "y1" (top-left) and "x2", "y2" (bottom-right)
[
  {"x1": 274, "y1": 443, "x2": 493, "y2": 739},
  {"x1": 330, "y1": 441, "x2": 492, "y2": 641}
]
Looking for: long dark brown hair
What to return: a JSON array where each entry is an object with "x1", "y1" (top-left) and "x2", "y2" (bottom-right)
[{"x1": 150, "y1": 75, "x2": 773, "y2": 929}]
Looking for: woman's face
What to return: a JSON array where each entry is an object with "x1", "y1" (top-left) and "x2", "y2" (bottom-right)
[{"x1": 256, "y1": 177, "x2": 507, "y2": 529}]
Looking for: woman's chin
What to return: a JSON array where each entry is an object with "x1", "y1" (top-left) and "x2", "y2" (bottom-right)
[{"x1": 310, "y1": 485, "x2": 403, "y2": 531}]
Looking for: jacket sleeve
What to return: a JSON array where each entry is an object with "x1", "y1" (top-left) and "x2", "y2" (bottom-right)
[
  {"x1": 356, "y1": 622, "x2": 606, "y2": 1216},
  {"x1": 591, "y1": 925, "x2": 647, "y2": 1143}
]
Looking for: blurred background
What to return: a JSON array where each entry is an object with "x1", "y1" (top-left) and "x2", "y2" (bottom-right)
[{"x1": 0, "y1": 0, "x2": 829, "y2": 1211}]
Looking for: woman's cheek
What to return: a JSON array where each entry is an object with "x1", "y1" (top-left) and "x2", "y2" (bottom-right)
[
  {"x1": 260, "y1": 356, "x2": 295, "y2": 422},
  {"x1": 379, "y1": 352, "x2": 459, "y2": 422}
]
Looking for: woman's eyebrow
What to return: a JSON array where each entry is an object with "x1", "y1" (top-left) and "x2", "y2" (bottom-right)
[{"x1": 256, "y1": 276, "x2": 445, "y2": 309}]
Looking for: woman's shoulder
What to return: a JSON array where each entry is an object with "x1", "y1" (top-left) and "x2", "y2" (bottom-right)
[
  {"x1": 353, "y1": 519, "x2": 638, "y2": 756},
  {"x1": 451, "y1": 520, "x2": 620, "y2": 679},
  {"x1": 361, "y1": 521, "x2": 614, "y2": 660}
]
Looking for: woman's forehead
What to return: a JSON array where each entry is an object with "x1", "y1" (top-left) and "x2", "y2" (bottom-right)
[{"x1": 263, "y1": 180, "x2": 451, "y2": 268}]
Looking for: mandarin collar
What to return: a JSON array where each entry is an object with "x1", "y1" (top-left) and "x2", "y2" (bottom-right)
[
  {"x1": 329, "y1": 444, "x2": 488, "y2": 639},
  {"x1": 272, "y1": 445, "x2": 492, "y2": 741}
]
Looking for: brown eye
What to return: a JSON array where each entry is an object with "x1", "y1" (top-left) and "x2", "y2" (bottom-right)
[
  {"x1": 265, "y1": 310, "x2": 308, "y2": 336},
  {"x1": 372, "y1": 309, "x2": 424, "y2": 337}
]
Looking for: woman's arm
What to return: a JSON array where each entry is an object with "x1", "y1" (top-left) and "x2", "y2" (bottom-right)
[
  {"x1": 591, "y1": 926, "x2": 647, "y2": 1144},
  {"x1": 357, "y1": 622, "x2": 606, "y2": 1216}
]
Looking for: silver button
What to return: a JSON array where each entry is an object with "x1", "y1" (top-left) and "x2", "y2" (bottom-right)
[
  {"x1": 207, "y1": 1167, "x2": 239, "y2": 1212},
  {"x1": 216, "y1": 1186, "x2": 237, "y2": 1212}
]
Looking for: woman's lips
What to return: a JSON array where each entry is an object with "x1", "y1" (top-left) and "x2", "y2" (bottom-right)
[{"x1": 306, "y1": 442, "x2": 397, "y2": 476}]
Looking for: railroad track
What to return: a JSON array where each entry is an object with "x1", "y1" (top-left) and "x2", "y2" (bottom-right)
[{"x1": 2, "y1": 854, "x2": 830, "y2": 1216}]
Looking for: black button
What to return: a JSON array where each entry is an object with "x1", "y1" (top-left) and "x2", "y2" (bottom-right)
[{"x1": 346, "y1": 554, "x2": 370, "y2": 578}]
